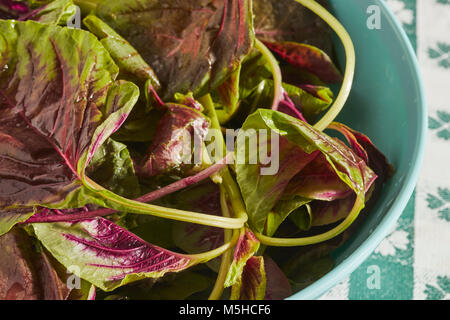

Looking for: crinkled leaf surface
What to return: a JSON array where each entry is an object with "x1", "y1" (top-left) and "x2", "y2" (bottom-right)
[
  {"x1": 230, "y1": 255, "x2": 266, "y2": 300},
  {"x1": 236, "y1": 126, "x2": 319, "y2": 232},
  {"x1": 267, "y1": 196, "x2": 311, "y2": 236},
  {"x1": 236, "y1": 109, "x2": 375, "y2": 232},
  {"x1": 87, "y1": 138, "x2": 140, "y2": 199},
  {"x1": 0, "y1": 227, "x2": 70, "y2": 300},
  {"x1": 83, "y1": 14, "x2": 160, "y2": 89},
  {"x1": 283, "y1": 153, "x2": 355, "y2": 201},
  {"x1": 253, "y1": 0, "x2": 333, "y2": 55},
  {"x1": 94, "y1": 0, "x2": 255, "y2": 100},
  {"x1": 0, "y1": 20, "x2": 139, "y2": 234},
  {"x1": 263, "y1": 41, "x2": 342, "y2": 84},
  {"x1": 0, "y1": 0, "x2": 76, "y2": 25},
  {"x1": 33, "y1": 217, "x2": 199, "y2": 291},
  {"x1": 136, "y1": 104, "x2": 209, "y2": 178},
  {"x1": 224, "y1": 228, "x2": 260, "y2": 287}
]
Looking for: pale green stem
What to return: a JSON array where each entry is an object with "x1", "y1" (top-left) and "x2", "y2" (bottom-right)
[
  {"x1": 85, "y1": 177, "x2": 246, "y2": 229},
  {"x1": 255, "y1": 197, "x2": 364, "y2": 247},
  {"x1": 208, "y1": 186, "x2": 235, "y2": 300},
  {"x1": 254, "y1": 39, "x2": 284, "y2": 111},
  {"x1": 293, "y1": 0, "x2": 356, "y2": 132}
]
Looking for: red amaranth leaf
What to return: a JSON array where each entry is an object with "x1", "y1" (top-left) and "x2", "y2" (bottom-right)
[
  {"x1": 33, "y1": 217, "x2": 199, "y2": 291},
  {"x1": 0, "y1": 0, "x2": 29, "y2": 19},
  {"x1": 264, "y1": 255, "x2": 291, "y2": 300},
  {"x1": 283, "y1": 153, "x2": 354, "y2": 201},
  {"x1": 253, "y1": 0, "x2": 334, "y2": 55},
  {"x1": 136, "y1": 104, "x2": 210, "y2": 178},
  {"x1": 230, "y1": 256, "x2": 266, "y2": 300},
  {"x1": 95, "y1": 0, "x2": 255, "y2": 100},
  {"x1": 263, "y1": 41, "x2": 342, "y2": 83},
  {"x1": 0, "y1": 228, "x2": 70, "y2": 300},
  {"x1": 0, "y1": 0, "x2": 75, "y2": 25},
  {"x1": 329, "y1": 123, "x2": 395, "y2": 183},
  {"x1": 0, "y1": 21, "x2": 138, "y2": 234},
  {"x1": 224, "y1": 229, "x2": 260, "y2": 287}
]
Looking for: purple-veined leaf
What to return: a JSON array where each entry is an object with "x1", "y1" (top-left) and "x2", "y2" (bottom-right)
[
  {"x1": 0, "y1": 227, "x2": 71, "y2": 300},
  {"x1": 83, "y1": 15, "x2": 161, "y2": 90},
  {"x1": 289, "y1": 84, "x2": 334, "y2": 123},
  {"x1": 263, "y1": 41, "x2": 342, "y2": 84},
  {"x1": 213, "y1": 64, "x2": 242, "y2": 124},
  {"x1": 263, "y1": 255, "x2": 291, "y2": 300},
  {"x1": 237, "y1": 109, "x2": 377, "y2": 233},
  {"x1": 230, "y1": 256, "x2": 266, "y2": 300},
  {"x1": 174, "y1": 92, "x2": 203, "y2": 112},
  {"x1": 277, "y1": 90, "x2": 308, "y2": 122},
  {"x1": 329, "y1": 123, "x2": 395, "y2": 184},
  {"x1": 135, "y1": 104, "x2": 210, "y2": 178},
  {"x1": 32, "y1": 217, "x2": 203, "y2": 291},
  {"x1": 235, "y1": 127, "x2": 320, "y2": 231},
  {"x1": 267, "y1": 196, "x2": 311, "y2": 236},
  {"x1": 311, "y1": 195, "x2": 356, "y2": 226},
  {"x1": 94, "y1": 0, "x2": 255, "y2": 100},
  {"x1": 283, "y1": 153, "x2": 355, "y2": 201},
  {"x1": 224, "y1": 228, "x2": 260, "y2": 287},
  {"x1": 0, "y1": 0, "x2": 28, "y2": 19},
  {"x1": 0, "y1": 20, "x2": 139, "y2": 235},
  {"x1": 0, "y1": 0, "x2": 76, "y2": 25},
  {"x1": 253, "y1": 0, "x2": 334, "y2": 55}
]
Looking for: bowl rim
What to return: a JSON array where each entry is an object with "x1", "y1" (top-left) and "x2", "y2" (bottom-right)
[{"x1": 288, "y1": 0, "x2": 427, "y2": 300}]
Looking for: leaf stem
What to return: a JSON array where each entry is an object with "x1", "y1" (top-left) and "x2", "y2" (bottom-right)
[
  {"x1": 255, "y1": 196, "x2": 364, "y2": 246},
  {"x1": 198, "y1": 94, "x2": 250, "y2": 299},
  {"x1": 208, "y1": 186, "x2": 236, "y2": 300},
  {"x1": 27, "y1": 154, "x2": 241, "y2": 229},
  {"x1": 198, "y1": 94, "x2": 248, "y2": 222},
  {"x1": 74, "y1": 0, "x2": 100, "y2": 14},
  {"x1": 293, "y1": 0, "x2": 356, "y2": 132},
  {"x1": 254, "y1": 39, "x2": 284, "y2": 111}
]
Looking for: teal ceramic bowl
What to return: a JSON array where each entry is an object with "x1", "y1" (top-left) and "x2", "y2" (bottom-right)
[{"x1": 288, "y1": 0, "x2": 427, "y2": 299}]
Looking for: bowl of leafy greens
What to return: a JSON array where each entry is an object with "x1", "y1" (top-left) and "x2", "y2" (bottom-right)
[{"x1": 0, "y1": 0, "x2": 426, "y2": 300}]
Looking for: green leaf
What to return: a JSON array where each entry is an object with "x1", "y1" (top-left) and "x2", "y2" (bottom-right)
[
  {"x1": 236, "y1": 109, "x2": 374, "y2": 232},
  {"x1": 0, "y1": 208, "x2": 35, "y2": 236},
  {"x1": 263, "y1": 41, "x2": 342, "y2": 83},
  {"x1": 101, "y1": 270, "x2": 213, "y2": 300},
  {"x1": 134, "y1": 104, "x2": 210, "y2": 178},
  {"x1": 87, "y1": 138, "x2": 140, "y2": 199},
  {"x1": 213, "y1": 64, "x2": 242, "y2": 124},
  {"x1": 267, "y1": 196, "x2": 311, "y2": 236}
]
